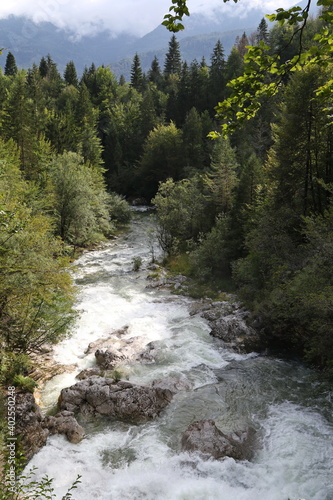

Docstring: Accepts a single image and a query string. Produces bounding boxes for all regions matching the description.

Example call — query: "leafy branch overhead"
[163,0,333,135]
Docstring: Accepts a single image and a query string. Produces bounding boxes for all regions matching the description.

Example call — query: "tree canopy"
[164,0,333,135]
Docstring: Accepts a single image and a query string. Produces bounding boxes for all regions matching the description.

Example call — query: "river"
[27,209,333,500]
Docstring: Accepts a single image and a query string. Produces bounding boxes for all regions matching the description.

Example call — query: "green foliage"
[166,253,192,276]
[268,64,333,216]
[212,3,333,135]
[108,368,127,382]
[162,0,190,32]
[190,215,231,281]
[152,177,210,255]
[164,35,182,76]
[0,463,82,500]
[204,136,239,215]
[138,122,184,200]
[108,193,132,225]
[231,64,333,372]
[234,204,333,376]
[50,152,113,246]
[0,352,31,385]
[4,52,18,77]
[182,107,205,172]
[64,60,78,87]
[132,256,142,271]
[0,145,76,354]
[12,375,38,393]
[130,53,144,91]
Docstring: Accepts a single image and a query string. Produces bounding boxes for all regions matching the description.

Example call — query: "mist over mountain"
[0,15,138,73]
[0,1,315,79]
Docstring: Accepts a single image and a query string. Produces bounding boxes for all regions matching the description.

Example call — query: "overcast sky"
[0,0,299,37]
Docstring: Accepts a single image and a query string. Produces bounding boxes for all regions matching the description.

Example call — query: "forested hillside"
[0,3,332,393]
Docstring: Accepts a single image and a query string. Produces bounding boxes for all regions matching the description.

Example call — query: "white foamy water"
[26,212,333,500]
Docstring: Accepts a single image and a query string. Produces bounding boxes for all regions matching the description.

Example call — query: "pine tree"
[139,89,158,138]
[209,40,226,107]
[148,56,162,87]
[40,55,64,98]
[2,71,35,173]
[268,65,333,216]
[188,59,200,108]
[130,53,143,91]
[182,107,204,172]
[64,60,78,87]
[256,18,269,44]
[75,82,95,128]
[173,61,189,124]
[81,63,97,95]
[26,64,48,136]
[164,35,182,77]
[39,56,48,78]
[225,46,244,82]
[206,136,239,215]
[4,52,18,76]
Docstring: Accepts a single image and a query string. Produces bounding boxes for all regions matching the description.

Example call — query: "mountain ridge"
[0,2,315,79]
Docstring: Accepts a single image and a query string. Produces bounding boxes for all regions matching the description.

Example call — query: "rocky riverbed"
[16,284,262,464]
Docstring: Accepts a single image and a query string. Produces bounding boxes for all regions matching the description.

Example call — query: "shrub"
[108,192,132,224]
[13,375,38,393]
[132,256,142,271]
[0,352,31,385]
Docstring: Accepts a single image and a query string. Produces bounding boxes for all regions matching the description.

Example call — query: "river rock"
[59,376,174,421]
[146,271,192,292]
[85,326,129,354]
[181,420,252,460]
[190,299,262,353]
[95,349,125,370]
[208,315,253,343]
[43,411,85,444]
[85,327,157,369]
[138,341,159,362]
[14,392,49,462]
[76,367,103,380]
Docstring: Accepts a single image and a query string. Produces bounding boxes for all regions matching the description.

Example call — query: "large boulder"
[181,420,255,461]
[59,376,174,422]
[191,299,263,353]
[207,316,253,343]
[43,411,85,444]
[12,392,86,463]
[84,326,157,370]
[84,326,129,354]
[14,392,49,462]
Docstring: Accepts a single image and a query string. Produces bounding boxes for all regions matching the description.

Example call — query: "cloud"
[0,0,300,37]
[189,0,297,18]
[0,0,171,37]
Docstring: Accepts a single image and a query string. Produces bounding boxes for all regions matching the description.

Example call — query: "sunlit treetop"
[163,0,333,136]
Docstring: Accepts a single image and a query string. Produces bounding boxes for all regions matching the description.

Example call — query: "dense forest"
[0,4,333,404]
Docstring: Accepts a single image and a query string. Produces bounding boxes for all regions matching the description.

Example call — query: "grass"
[165,253,192,276]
